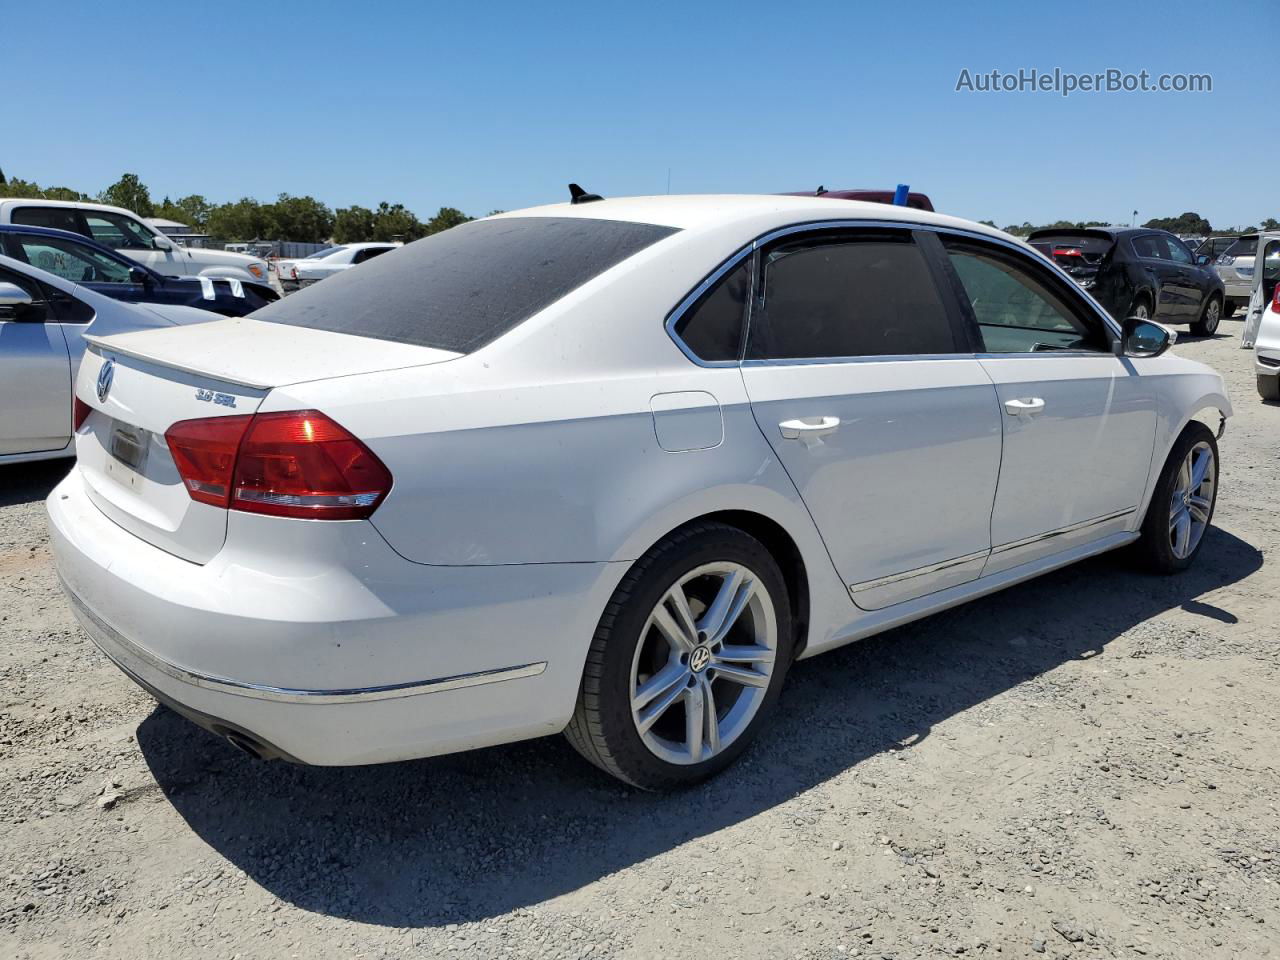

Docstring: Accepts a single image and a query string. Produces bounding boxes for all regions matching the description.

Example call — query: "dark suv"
[1029,227,1226,336]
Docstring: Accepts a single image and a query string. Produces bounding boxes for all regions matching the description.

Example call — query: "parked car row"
[43,194,1232,789]
[0,199,270,285]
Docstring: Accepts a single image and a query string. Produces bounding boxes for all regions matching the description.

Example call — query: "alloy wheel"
[629,562,777,765]
[1169,441,1215,559]
[1203,299,1220,333]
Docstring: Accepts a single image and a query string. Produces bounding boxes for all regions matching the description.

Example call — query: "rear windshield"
[253,217,679,353]
[1028,233,1115,256]
[1223,236,1258,258]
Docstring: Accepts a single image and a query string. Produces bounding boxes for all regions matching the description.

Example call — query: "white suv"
[0,199,269,285]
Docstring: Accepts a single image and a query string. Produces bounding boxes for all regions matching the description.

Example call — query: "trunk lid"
[75,319,460,563]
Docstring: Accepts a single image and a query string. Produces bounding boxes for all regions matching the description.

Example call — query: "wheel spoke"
[685,686,705,762]
[651,599,696,653]
[1172,510,1192,557]
[699,569,755,644]
[713,662,770,689]
[1190,449,1212,490]
[715,644,775,665]
[666,585,700,648]
[1188,495,1211,524]
[1168,505,1186,535]
[633,659,689,713]
[635,670,689,734]
[701,678,720,755]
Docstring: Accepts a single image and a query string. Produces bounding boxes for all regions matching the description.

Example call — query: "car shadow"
[136,527,1263,928]
[0,459,71,508]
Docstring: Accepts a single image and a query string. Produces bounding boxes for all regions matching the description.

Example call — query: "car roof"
[491,193,1011,244]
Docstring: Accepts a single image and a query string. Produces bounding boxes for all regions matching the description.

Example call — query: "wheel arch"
[1137,392,1230,525]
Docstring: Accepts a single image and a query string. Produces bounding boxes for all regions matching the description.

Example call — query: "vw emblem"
[689,645,712,674]
[96,360,115,403]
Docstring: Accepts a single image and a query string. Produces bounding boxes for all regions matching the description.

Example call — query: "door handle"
[779,416,840,445]
[1003,397,1046,417]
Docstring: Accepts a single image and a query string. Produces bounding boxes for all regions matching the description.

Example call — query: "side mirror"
[128,266,150,284]
[0,281,33,308]
[1118,316,1175,358]
[1196,254,1211,266]
[0,281,46,322]
[151,235,173,251]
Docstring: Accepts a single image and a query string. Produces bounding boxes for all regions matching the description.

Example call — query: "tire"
[1259,373,1280,402]
[1133,423,1218,574]
[564,522,793,790]
[1127,295,1153,321]
[1190,296,1222,337]
[1224,299,1241,318]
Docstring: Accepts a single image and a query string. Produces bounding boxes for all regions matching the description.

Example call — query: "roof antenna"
[569,183,604,205]
[815,185,827,196]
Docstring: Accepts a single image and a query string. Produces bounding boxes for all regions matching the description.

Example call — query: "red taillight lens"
[165,409,391,520]
[231,410,392,520]
[73,397,92,431]
[165,415,254,507]
[1272,284,1280,313]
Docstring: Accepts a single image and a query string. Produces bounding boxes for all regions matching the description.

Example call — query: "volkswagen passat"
[48,196,1231,789]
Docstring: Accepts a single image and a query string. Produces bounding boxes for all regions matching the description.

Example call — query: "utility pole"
[1132,210,1138,227]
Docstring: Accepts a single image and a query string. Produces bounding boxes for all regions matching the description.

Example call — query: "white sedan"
[276,242,401,289]
[48,195,1231,789]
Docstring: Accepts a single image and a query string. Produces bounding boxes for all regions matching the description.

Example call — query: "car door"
[738,228,1004,609]
[0,265,73,456]
[1160,235,1207,315]
[1130,233,1187,320]
[938,234,1157,575]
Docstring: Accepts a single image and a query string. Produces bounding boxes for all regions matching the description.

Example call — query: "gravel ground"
[2,322,1277,960]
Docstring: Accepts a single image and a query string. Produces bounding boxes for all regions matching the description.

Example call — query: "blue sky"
[6,0,1276,228]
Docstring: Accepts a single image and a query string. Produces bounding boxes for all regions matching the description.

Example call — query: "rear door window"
[10,206,86,235]
[1131,235,1168,260]
[670,258,751,362]
[253,217,679,353]
[746,233,959,360]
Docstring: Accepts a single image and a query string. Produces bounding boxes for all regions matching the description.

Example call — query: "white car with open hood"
[48,195,1232,789]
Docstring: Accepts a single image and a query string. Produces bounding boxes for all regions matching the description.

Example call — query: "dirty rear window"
[252,217,679,353]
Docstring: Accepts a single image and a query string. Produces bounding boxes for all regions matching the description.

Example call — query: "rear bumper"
[1221,279,1252,299]
[47,469,622,765]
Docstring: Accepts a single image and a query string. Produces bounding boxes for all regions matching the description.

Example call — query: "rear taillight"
[73,397,92,431]
[164,410,391,520]
[1272,284,1280,313]
[1055,246,1083,259]
[165,415,254,507]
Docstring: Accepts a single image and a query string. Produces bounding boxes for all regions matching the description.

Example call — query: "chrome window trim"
[664,218,1121,369]
[65,580,547,705]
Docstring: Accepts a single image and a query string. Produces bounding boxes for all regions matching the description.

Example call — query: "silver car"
[1215,234,1257,316]
[0,254,213,465]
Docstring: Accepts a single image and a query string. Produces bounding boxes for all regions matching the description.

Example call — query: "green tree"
[98,173,154,216]
[1142,212,1211,235]
[424,206,471,235]
[269,193,334,243]
[0,176,88,201]
[333,205,376,243]
[1261,217,1280,232]
[152,194,214,231]
[206,197,273,241]
[371,202,425,242]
